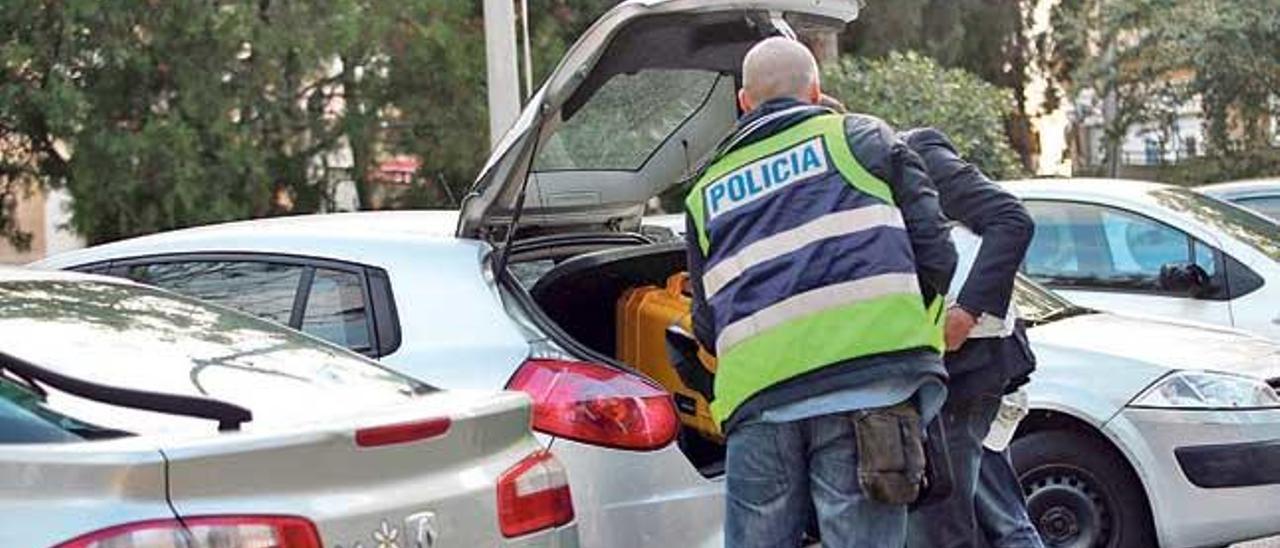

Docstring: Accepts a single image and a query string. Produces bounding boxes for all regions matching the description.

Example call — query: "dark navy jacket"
[685,99,957,431]
[902,128,1037,398]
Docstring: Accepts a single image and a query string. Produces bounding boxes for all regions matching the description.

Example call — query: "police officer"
[684,37,956,547]
[901,128,1041,548]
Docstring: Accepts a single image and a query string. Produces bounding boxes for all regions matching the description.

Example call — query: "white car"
[1007,178,1280,341]
[1199,179,1280,220]
[0,268,577,548]
[36,209,1280,547]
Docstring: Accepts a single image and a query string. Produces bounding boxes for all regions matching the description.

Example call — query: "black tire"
[1011,430,1156,548]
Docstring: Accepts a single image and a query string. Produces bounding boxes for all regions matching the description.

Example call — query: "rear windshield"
[532,69,723,172]
[0,280,431,437]
[0,378,97,443]
[1150,187,1280,262]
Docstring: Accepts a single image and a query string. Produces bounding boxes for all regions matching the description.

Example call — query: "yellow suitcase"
[617,274,722,441]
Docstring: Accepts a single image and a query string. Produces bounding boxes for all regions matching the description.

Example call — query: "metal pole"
[520,0,533,100]
[483,0,521,149]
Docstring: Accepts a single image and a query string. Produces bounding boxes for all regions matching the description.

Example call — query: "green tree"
[843,0,1035,168]
[0,1,354,245]
[823,51,1024,179]
[1041,0,1280,179]
[0,1,542,243]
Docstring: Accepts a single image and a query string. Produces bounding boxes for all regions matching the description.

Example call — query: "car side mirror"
[1158,262,1211,297]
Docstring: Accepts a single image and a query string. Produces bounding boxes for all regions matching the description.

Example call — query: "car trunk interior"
[502,237,726,475]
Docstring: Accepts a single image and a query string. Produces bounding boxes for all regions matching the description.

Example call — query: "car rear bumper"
[507,524,580,547]
[550,438,724,548]
[1106,407,1280,548]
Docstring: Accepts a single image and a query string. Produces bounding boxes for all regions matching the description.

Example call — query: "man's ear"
[737,88,755,113]
[806,81,822,105]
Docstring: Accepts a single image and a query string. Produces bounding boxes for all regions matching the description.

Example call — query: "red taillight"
[507,358,679,451]
[497,450,574,537]
[55,515,321,548]
[355,416,452,447]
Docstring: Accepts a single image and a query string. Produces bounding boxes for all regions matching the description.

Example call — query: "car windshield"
[1149,187,1280,262]
[0,279,432,437]
[1013,274,1090,325]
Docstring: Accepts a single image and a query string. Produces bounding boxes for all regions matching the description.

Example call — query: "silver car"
[0,268,577,548]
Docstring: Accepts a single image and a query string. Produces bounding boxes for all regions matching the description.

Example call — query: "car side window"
[1235,196,1280,220]
[117,258,393,356]
[302,268,372,351]
[1023,201,1212,292]
[1097,207,1195,277]
[125,261,303,325]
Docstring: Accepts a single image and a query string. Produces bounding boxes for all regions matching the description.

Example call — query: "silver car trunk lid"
[0,440,173,547]
[162,390,548,547]
[458,0,860,241]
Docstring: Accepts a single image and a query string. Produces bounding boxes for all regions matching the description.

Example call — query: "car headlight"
[1131,371,1280,410]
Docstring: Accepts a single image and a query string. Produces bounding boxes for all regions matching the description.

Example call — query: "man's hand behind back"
[945,306,977,351]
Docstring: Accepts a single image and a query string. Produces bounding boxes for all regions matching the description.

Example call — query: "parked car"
[642,218,1280,547]
[1005,178,1280,341]
[0,268,577,548]
[37,207,1280,547]
[1199,178,1280,220]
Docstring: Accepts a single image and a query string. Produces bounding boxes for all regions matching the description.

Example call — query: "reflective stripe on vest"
[702,204,906,299]
[685,113,944,426]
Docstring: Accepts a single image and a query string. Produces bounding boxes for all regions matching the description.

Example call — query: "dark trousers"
[976,448,1044,547]
[907,394,1001,548]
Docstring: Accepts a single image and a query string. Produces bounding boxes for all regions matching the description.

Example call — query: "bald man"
[683,38,956,547]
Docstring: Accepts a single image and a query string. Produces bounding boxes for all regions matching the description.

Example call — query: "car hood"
[1032,312,1280,381]
[457,0,861,240]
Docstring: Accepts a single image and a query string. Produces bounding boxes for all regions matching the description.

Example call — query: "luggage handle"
[664,324,715,402]
[667,273,691,297]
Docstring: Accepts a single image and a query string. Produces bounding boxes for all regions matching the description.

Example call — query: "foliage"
[842,0,1035,166]
[0,0,1046,246]
[823,52,1025,179]
[1040,0,1280,172]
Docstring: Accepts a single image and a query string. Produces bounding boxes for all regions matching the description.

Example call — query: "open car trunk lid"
[457,0,861,241]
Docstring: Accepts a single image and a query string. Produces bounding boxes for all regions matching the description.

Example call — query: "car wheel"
[1011,430,1155,548]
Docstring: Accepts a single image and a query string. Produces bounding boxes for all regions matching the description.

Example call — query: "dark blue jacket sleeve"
[844,115,957,303]
[902,128,1034,318]
[686,214,718,355]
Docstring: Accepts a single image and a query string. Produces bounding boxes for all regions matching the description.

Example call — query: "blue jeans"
[976,449,1044,548]
[725,412,907,548]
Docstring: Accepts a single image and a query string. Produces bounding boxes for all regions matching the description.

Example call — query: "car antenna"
[0,351,253,432]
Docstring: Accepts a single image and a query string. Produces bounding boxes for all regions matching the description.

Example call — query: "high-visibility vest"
[686,113,944,426]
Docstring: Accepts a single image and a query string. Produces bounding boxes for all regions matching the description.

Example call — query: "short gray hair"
[741,37,819,104]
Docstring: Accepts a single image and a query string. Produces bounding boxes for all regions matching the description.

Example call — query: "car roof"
[1198,178,1280,197]
[35,210,465,269]
[0,265,131,284]
[1002,177,1173,200]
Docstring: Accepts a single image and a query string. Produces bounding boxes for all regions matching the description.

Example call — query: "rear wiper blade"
[0,351,252,432]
